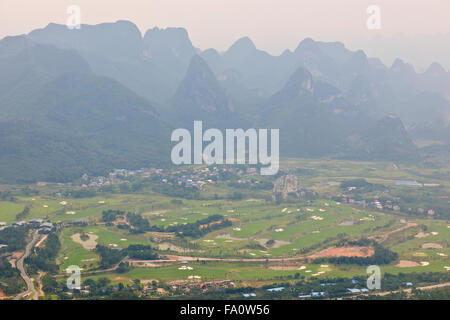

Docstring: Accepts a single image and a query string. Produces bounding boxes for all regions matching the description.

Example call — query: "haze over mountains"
[0,20,449,183]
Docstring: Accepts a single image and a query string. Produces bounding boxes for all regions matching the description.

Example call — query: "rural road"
[14,231,41,300]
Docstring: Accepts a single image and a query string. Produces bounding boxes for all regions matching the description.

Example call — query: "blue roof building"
[243,293,256,297]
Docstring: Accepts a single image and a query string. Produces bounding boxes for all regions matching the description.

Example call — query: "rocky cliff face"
[273,174,307,200]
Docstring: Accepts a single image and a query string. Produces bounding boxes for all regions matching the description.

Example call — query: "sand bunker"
[415,232,430,238]
[178,265,193,270]
[421,243,443,249]
[216,233,246,241]
[256,238,290,248]
[71,233,98,250]
[396,260,423,268]
[339,220,354,226]
[396,260,420,268]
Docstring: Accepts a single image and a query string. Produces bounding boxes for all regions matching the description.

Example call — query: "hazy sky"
[1,0,450,67]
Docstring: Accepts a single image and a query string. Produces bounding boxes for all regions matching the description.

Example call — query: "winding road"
[14,231,41,300]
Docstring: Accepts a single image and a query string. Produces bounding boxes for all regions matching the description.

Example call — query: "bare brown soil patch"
[396,260,421,267]
[71,233,98,250]
[113,277,131,282]
[309,246,374,259]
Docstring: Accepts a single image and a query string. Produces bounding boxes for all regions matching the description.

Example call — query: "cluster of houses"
[80,168,161,188]
[345,280,369,295]
[340,196,437,216]
[163,279,236,295]
[347,288,369,294]
[11,219,54,234]
[75,165,257,191]
[65,282,141,297]
[340,197,401,212]
[298,291,326,298]
[160,166,252,190]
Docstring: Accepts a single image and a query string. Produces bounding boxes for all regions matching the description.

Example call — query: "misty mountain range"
[0,20,449,183]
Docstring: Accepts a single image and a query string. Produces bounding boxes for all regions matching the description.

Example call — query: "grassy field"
[0,201,25,223]
[1,158,449,286]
